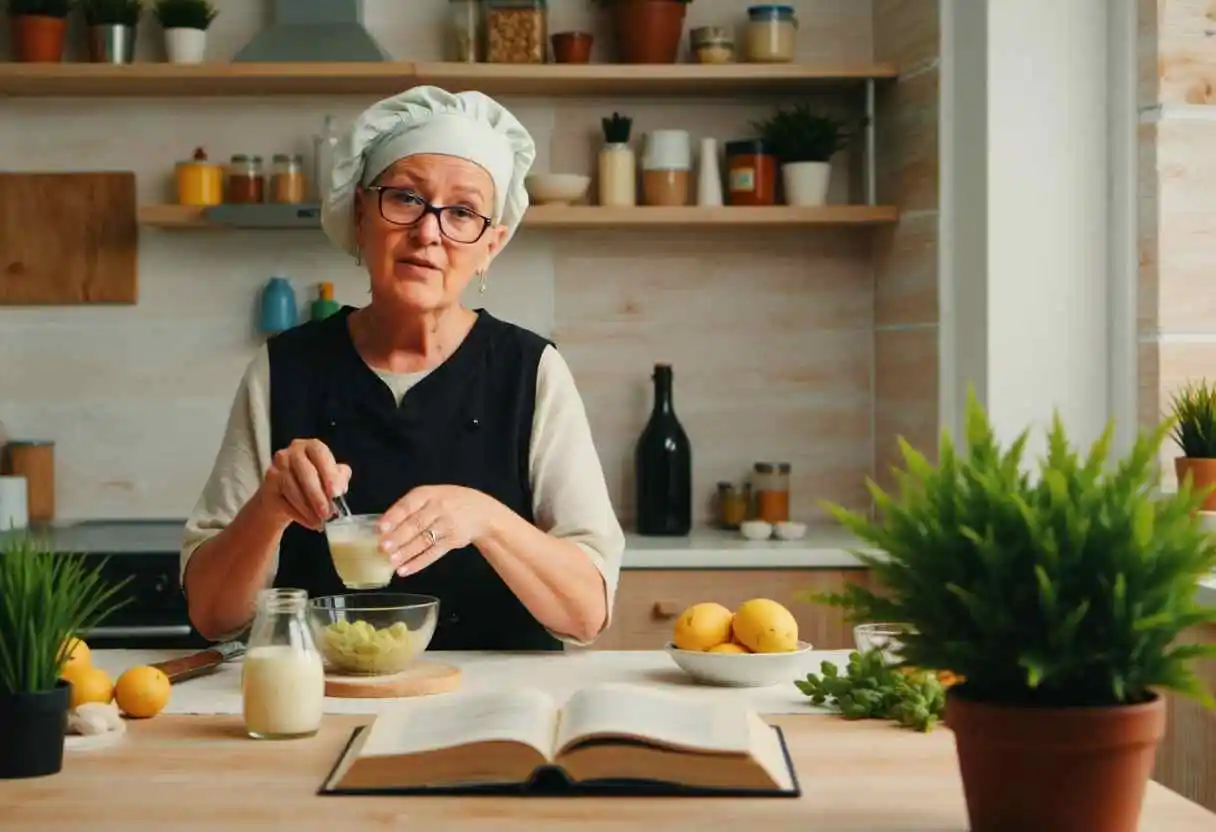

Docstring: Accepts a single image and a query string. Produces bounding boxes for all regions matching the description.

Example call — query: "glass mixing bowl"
[308,593,439,676]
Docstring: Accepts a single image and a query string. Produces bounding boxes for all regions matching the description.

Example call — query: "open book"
[319,683,800,797]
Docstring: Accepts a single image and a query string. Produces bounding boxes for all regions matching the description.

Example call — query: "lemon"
[60,637,91,673]
[672,602,735,651]
[61,664,114,708]
[731,598,799,653]
[114,665,171,719]
[707,641,750,654]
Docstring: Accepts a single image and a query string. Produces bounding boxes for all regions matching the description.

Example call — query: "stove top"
[1,518,188,554]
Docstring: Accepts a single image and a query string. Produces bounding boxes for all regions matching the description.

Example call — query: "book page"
[360,687,559,761]
[554,683,753,757]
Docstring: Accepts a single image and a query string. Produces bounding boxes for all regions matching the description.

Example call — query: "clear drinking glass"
[325,513,395,590]
[242,588,325,740]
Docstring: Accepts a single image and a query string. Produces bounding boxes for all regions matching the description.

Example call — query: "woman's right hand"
[256,438,352,532]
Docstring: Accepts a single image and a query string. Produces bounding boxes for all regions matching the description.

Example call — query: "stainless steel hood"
[233,0,390,63]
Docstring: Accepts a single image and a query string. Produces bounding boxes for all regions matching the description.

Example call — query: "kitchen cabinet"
[1153,622,1216,812]
[585,568,870,651]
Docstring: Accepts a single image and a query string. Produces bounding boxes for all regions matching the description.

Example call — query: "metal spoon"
[332,492,353,519]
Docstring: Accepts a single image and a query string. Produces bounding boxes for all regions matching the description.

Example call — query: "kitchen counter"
[5,650,1213,830]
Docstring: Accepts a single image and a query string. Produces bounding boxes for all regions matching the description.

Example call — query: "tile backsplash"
[0,0,946,527]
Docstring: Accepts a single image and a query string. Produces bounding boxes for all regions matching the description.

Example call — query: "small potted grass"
[152,0,215,64]
[1169,378,1216,510]
[0,531,130,780]
[6,0,74,62]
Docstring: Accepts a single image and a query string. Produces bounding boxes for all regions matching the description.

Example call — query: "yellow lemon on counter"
[61,664,114,709]
[707,641,750,654]
[672,602,735,651]
[114,665,171,719]
[731,598,799,653]
[60,636,91,672]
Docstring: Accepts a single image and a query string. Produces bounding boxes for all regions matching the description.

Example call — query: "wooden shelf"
[138,203,899,230]
[0,61,899,98]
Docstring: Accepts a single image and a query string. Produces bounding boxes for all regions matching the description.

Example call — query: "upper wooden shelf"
[139,203,899,230]
[0,61,899,98]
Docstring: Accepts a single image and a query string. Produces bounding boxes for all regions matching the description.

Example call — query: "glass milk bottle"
[242,588,325,740]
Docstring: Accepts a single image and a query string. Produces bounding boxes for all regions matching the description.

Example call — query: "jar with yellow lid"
[175,147,223,207]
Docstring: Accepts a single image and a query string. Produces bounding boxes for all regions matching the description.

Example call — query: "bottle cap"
[319,281,334,300]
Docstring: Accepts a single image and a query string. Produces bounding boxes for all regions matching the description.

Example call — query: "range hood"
[233,0,390,63]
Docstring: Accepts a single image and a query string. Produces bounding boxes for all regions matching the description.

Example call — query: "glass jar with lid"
[689,26,735,64]
[448,0,484,62]
[242,588,325,740]
[744,4,798,63]
[227,154,264,204]
[752,461,791,523]
[485,0,547,64]
[270,153,307,204]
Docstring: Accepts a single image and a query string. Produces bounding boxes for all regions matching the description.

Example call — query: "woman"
[181,86,625,651]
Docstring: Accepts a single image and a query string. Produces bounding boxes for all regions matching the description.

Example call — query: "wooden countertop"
[3,714,1212,830]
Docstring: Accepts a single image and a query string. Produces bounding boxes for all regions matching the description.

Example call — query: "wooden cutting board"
[0,171,138,305]
[324,660,462,699]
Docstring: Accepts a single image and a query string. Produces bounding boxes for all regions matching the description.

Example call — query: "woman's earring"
[478,269,488,294]
[355,248,363,266]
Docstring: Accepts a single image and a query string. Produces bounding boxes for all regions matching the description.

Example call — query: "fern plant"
[80,0,141,26]
[6,0,74,16]
[0,532,132,695]
[806,389,1216,709]
[752,103,853,164]
[152,0,214,30]
[1169,379,1216,459]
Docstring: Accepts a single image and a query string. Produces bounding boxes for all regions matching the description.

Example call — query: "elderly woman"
[181,86,625,651]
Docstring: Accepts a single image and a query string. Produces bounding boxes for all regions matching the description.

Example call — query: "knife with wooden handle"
[149,641,245,683]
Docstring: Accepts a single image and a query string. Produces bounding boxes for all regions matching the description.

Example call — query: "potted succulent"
[152,0,214,65]
[1169,379,1216,510]
[752,103,851,206]
[593,0,692,64]
[5,0,73,62]
[0,531,130,779]
[811,391,1216,832]
[80,0,142,64]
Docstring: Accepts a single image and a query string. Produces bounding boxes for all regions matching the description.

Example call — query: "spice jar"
[641,129,691,207]
[725,139,778,206]
[486,0,547,64]
[448,0,483,62]
[270,153,307,205]
[242,588,325,740]
[227,154,264,204]
[690,26,735,64]
[745,4,798,63]
[752,461,791,523]
[716,481,747,529]
[175,147,223,206]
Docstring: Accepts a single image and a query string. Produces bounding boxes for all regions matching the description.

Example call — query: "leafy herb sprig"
[0,531,132,695]
[795,650,947,732]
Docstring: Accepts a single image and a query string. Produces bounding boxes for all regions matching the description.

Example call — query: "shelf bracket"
[864,78,877,207]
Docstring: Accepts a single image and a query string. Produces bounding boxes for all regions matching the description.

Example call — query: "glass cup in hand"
[325,513,394,590]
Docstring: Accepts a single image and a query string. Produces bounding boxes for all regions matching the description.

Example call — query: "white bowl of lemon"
[664,598,812,687]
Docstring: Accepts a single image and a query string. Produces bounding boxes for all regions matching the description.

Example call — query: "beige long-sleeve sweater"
[180,342,625,646]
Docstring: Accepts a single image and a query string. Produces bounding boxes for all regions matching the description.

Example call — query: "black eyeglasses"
[365,186,493,244]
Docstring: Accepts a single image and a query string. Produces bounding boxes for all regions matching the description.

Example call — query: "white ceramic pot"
[781,161,831,206]
[165,27,206,64]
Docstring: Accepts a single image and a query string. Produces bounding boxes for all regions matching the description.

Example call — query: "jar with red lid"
[725,139,778,206]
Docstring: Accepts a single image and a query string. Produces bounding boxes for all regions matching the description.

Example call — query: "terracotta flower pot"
[9,14,68,63]
[611,0,688,64]
[945,687,1166,832]
[1175,456,1216,510]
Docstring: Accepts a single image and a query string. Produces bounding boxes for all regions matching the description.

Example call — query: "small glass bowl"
[324,513,394,590]
[853,622,912,664]
[308,593,440,676]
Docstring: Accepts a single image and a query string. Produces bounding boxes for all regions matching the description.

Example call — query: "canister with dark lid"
[725,138,778,205]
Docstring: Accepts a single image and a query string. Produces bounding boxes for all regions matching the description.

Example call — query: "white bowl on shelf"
[664,640,814,687]
[524,173,591,205]
[774,520,807,540]
[739,519,773,540]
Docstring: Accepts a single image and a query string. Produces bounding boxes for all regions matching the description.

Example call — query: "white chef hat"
[321,85,536,259]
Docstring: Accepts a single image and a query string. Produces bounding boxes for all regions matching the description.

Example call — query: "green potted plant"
[0,531,130,780]
[152,0,214,64]
[80,0,142,64]
[752,103,852,206]
[811,391,1216,832]
[592,0,693,64]
[5,0,74,62]
[1168,379,1216,510]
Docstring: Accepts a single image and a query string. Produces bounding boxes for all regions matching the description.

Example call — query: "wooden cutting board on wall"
[0,171,138,305]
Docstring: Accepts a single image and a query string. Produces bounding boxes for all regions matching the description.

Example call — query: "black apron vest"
[266,306,562,652]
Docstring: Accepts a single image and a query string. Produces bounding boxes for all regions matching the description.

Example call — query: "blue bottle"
[259,277,298,335]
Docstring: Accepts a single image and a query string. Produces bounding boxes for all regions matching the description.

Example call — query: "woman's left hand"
[377,485,502,576]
